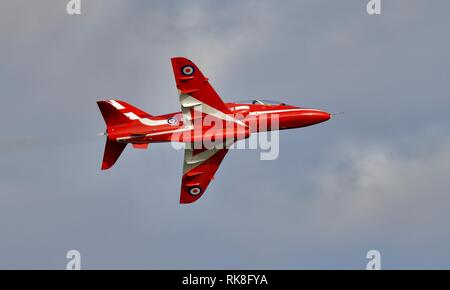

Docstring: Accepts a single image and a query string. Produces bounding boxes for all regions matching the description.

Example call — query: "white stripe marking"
[124,112,140,120]
[230,106,250,111]
[109,100,125,110]
[123,112,169,126]
[145,127,193,137]
[249,108,321,116]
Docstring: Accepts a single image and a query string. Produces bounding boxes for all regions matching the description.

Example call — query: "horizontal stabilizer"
[101,139,127,170]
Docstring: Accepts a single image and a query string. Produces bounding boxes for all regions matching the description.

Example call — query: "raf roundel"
[188,187,202,196]
[181,65,195,76]
[167,117,177,125]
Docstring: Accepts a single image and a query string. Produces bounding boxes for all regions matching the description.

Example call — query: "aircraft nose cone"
[306,110,331,123]
[296,109,331,127]
[317,111,331,122]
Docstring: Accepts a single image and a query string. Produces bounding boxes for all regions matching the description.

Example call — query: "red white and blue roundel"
[188,186,202,196]
[181,65,195,76]
[167,117,177,125]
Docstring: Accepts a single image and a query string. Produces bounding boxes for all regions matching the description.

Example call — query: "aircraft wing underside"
[180,141,233,204]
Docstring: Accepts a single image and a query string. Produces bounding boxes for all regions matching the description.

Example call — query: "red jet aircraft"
[97,57,331,204]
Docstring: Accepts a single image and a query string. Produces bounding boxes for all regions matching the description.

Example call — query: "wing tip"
[171,56,190,62]
[179,186,204,204]
[171,57,196,70]
[101,161,111,170]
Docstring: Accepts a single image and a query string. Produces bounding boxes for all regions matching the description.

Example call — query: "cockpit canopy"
[236,99,286,106]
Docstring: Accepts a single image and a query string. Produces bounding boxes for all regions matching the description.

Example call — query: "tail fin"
[97,100,154,170]
[97,100,153,127]
[96,100,132,170]
[97,100,130,127]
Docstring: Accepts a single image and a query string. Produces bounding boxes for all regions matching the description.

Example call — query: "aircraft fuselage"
[107,102,330,144]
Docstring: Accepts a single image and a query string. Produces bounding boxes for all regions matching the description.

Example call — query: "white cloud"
[171,1,277,78]
[308,137,450,241]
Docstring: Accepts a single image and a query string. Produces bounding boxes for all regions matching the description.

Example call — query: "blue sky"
[0,0,450,269]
